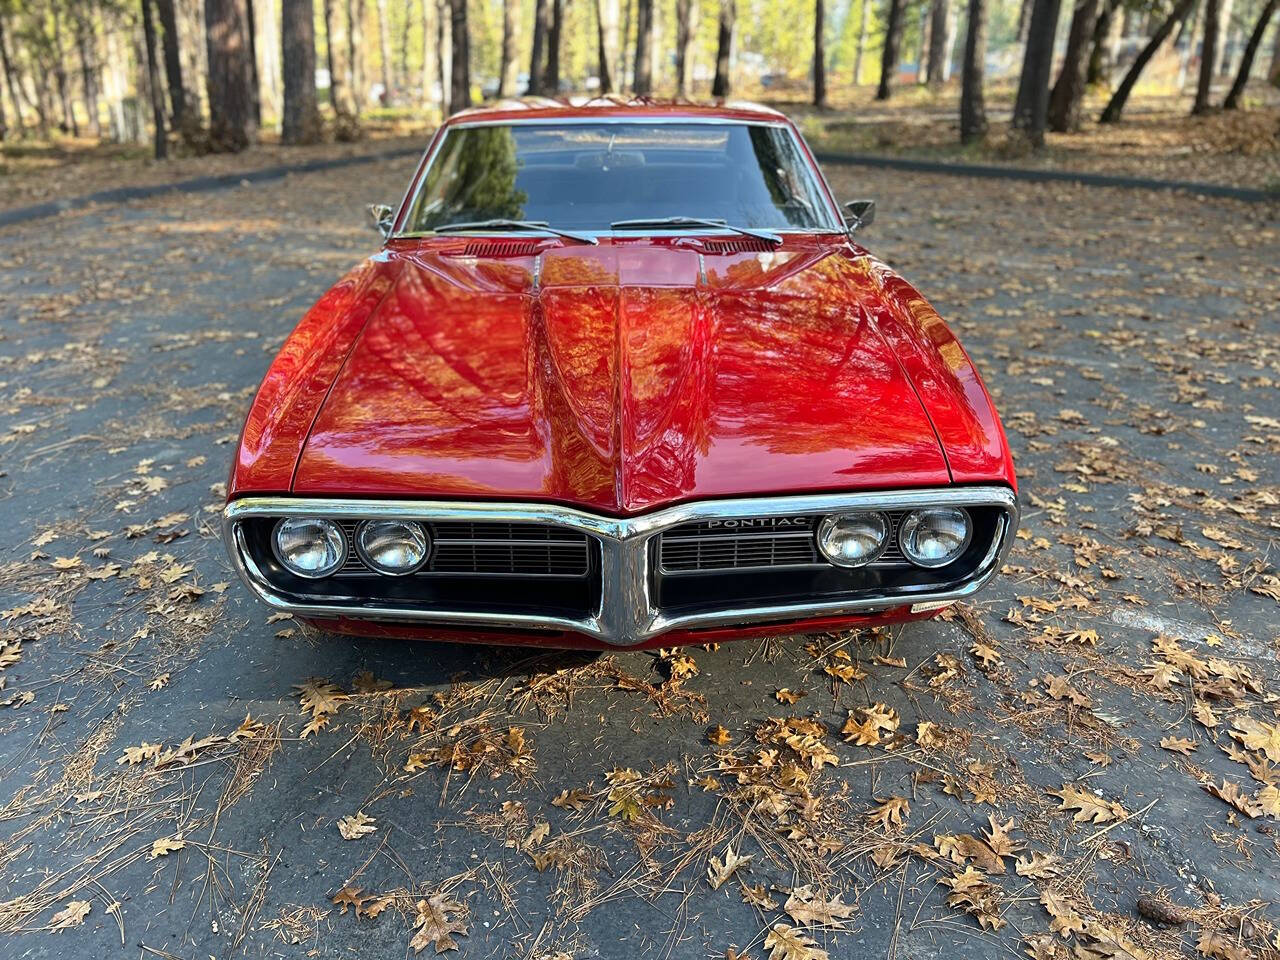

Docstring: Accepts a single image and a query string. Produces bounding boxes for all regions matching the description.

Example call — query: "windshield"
[399,121,839,234]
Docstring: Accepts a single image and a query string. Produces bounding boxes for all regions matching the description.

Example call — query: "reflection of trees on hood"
[452,128,528,220]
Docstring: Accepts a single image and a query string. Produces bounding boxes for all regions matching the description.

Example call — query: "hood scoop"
[449,240,543,258]
[700,237,778,254]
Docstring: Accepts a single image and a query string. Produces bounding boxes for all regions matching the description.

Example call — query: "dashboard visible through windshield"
[398,121,839,235]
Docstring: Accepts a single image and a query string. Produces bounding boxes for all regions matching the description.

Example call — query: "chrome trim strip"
[223,487,1018,647]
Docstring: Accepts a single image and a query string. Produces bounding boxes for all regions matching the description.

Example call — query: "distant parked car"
[224,98,1018,650]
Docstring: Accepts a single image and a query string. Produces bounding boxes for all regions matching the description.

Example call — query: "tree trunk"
[245,0,262,124]
[436,0,450,110]
[1017,0,1032,40]
[927,0,950,85]
[1100,0,1195,121]
[141,0,168,157]
[812,0,827,105]
[1213,0,1233,75]
[348,0,366,108]
[282,0,320,141]
[449,0,469,111]
[853,0,868,82]
[498,0,517,96]
[420,0,434,102]
[916,2,931,83]
[153,0,187,130]
[398,0,413,90]
[877,0,907,99]
[375,0,391,99]
[1085,0,1119,85]
[1047,0,1099,131]
[0,19,26,136]
[528,0,549,93]
[633,0,653,93]
[594,0,614,93]
[1193,0,1220,111]
[712,0,734,96]
[205,0,257,150]
[1011,0,1063,145]
[675,0,694,96]
[1223,0,1276,106]
[259,0,283,122]
[74,14,102,137]
[547,0,563,92]
[960,0,988,141]
[52,10,78,135]
[323,0,353,114]
[1270,10,1280,84]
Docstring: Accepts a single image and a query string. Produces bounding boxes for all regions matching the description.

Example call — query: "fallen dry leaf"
[337,811,377,840]
[707,844,753,889]
[149,835,185,858]
[783,885,856,927]
[409,892,468,953]
[49,900,91,931]
[763,922,828,960]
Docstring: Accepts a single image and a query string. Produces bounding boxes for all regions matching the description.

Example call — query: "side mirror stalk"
[368,203,395,239]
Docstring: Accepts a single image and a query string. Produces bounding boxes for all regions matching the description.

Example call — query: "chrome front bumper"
[223,486,1018,647]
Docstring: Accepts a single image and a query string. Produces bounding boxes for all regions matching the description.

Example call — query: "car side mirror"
[844,199,876,234]
[367,203,394,239]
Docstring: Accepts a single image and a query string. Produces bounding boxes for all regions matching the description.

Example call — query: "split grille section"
[337,520,591,578]
[658,512,909,573]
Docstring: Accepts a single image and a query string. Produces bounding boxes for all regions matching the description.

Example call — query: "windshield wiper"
[609,217,782,245]
[432,219,597,245]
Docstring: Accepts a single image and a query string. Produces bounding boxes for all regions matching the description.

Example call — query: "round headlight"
[816,512,890,567]
[356,519,429,575]
[899,508,972,568]
[273,517,347,578]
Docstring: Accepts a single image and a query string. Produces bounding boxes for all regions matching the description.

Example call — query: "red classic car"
[223,98,1018,650]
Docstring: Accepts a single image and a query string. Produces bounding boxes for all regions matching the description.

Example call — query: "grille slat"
[659,512,908,573]
[338,520,590,577]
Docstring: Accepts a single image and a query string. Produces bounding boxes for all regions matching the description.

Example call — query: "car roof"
[444,96,791,127]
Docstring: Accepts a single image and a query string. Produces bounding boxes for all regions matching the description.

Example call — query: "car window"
[400,122,838,233]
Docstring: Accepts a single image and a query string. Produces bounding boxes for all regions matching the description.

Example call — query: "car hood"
[291,239,953,514]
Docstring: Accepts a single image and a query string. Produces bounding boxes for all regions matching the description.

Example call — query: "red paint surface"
[229,231,1016,509]
[301,604,937,651]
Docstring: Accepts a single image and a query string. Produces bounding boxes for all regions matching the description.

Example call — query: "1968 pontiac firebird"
[223,98,1019,650]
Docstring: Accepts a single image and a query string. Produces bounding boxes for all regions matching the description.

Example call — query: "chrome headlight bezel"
[272,517,348,579]
[355,519,431,576]
[815,511,891,568]
[899,507,973,568]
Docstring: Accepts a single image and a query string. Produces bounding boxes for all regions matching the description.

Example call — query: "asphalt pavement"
[0,152,1277,960]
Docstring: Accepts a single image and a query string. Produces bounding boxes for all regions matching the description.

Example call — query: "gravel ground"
[0,152,1277,960]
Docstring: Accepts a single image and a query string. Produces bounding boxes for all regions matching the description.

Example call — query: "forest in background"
[0,0,1276,162]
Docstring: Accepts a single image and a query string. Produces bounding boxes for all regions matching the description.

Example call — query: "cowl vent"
[454,240,541,258]
[700,238,777,254]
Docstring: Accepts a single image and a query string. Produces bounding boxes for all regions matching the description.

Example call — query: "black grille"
[339,521,590,577]
[458,240,541,258]
[700,237,777,254]
[658,513,908,573]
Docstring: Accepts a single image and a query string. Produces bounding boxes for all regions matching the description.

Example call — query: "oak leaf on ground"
[763,923,828,960]
[707,844,753,889]
[409,893,468,953]
[337,811,377,840]
[783,885,856,927]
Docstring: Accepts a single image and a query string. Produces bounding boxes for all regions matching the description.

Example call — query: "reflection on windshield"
[401,122,835,234]
[414,127,528,225]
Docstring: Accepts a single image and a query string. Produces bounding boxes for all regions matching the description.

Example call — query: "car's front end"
[223,101,1018,649]
[224,486,1017,649]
